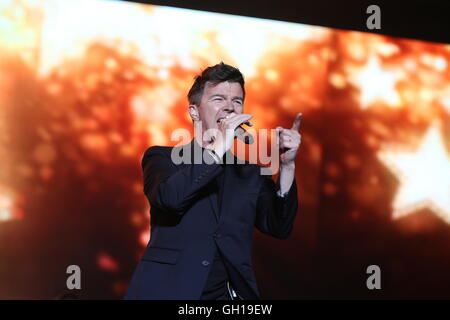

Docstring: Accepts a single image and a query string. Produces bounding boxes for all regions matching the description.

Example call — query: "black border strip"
[124,0,450,44]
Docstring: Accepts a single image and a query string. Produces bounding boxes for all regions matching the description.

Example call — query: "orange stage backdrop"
[0,0,449,299]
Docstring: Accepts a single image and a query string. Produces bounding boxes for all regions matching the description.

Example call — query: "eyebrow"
[209,94,244,101]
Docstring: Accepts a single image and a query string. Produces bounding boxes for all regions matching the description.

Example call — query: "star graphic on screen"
[378,123,450,224]
[351,55,401,109]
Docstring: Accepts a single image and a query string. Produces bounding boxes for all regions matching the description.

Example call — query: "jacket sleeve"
[254,175,299,239]
[142,146,224,215]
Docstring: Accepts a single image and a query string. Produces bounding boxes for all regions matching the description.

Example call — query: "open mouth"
[216,115,228,123]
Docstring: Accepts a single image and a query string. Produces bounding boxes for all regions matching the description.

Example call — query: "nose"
[222,99,235,114]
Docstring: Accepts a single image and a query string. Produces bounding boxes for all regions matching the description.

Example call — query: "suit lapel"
[176,139,220,222]
[208,189,220,222]
[176,140,243,223]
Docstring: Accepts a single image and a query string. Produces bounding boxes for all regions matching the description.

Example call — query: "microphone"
[235,124,254,144]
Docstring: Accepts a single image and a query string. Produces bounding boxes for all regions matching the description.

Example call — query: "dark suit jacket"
[124,139,298,299]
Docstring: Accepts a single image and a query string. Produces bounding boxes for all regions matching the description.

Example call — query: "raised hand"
[276,113,302,166]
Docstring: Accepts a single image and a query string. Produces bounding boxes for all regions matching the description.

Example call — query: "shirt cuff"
[276,189,289,198]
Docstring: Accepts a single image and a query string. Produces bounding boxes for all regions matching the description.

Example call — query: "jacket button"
[213,233,221,239]
[201,260,210,266]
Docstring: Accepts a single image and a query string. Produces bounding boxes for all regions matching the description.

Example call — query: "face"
[189,81,244,140]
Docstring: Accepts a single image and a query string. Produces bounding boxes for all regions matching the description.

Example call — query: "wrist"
[281,161,295,171]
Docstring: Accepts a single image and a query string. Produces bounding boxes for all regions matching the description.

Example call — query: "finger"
[279,128,298,136]
[228,113,253,122]
[230,114,253,126]
[280,131,293,138]
[280,138,297,149]
[280,141,298,150]
[279,140,292,150]
[224,114,252,125]
[291,113,302,131]
[280,134,292,144]
[280,132,297,142]
[281,134,301,144]
[227,116,253,131]
[224,113,251,120]
[280,133,300,144]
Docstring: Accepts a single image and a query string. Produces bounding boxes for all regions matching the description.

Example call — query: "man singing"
[125,62,302,300]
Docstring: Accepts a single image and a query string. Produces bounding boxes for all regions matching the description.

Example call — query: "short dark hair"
[187,62,245,106]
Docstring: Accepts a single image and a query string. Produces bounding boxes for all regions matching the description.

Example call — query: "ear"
[188,105,200,121]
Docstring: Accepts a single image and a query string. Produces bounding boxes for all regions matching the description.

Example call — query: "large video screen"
[0,0,449,299]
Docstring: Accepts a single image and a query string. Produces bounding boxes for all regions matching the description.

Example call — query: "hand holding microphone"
[206,113,253,159]
[234,122,254,144]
